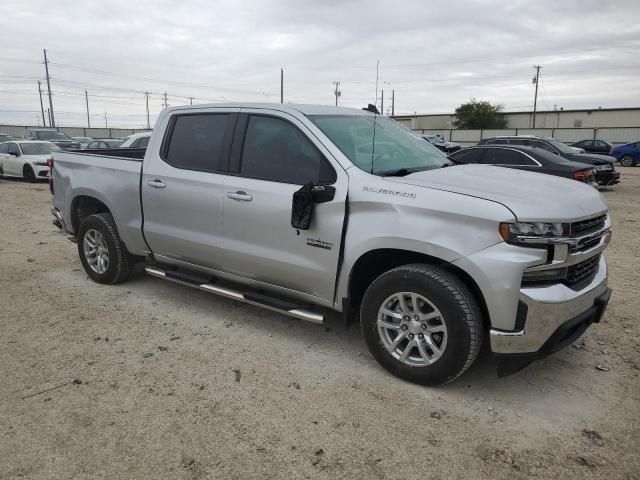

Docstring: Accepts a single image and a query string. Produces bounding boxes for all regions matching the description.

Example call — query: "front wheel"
[361,264,483,385]
[77,213,136,284]
[620,155,635,167]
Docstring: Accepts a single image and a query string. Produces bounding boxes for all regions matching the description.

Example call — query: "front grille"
[570,214,606,236]
[565,254,600,290]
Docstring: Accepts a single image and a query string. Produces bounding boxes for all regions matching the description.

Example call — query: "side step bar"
[145,266,324,325]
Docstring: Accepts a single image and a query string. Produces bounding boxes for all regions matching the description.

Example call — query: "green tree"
[453,99,508,129]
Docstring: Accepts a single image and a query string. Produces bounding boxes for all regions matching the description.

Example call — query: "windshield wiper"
[378,167,419,177]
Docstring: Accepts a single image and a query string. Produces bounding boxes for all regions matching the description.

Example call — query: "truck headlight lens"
[499,222,567,243]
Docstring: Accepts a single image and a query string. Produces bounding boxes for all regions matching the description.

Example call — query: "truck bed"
[51,148,149,255]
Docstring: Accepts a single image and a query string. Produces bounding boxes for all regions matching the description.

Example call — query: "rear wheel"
[361,264,483,385]
[620,155,635,167]
[77,213,136,284]
[23,165,36,182]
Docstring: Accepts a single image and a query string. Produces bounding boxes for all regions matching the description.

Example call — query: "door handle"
[226,191,253,201]
[147,179,166,189]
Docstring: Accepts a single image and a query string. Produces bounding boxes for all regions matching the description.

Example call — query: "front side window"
[8,143,20,155]
[450,148,482,164]
[163,114,231,172]
[484,148,532,165]
[310,115,447,175]
[240,115,336,184]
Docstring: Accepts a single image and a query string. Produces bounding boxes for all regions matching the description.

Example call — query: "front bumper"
[490,255,610,375]
[595,170,620,186]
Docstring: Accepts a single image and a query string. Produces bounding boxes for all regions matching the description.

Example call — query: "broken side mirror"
[291,183,335,230]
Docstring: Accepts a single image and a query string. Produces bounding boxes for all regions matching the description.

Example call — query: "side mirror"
[291,184,336,230]
[10,151,19,157]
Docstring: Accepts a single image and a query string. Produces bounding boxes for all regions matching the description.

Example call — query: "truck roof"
[162,103,374,117]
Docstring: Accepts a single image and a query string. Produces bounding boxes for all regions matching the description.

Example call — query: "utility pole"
[163,92,169,108]
[189,96,193,105]
[532,65,542,128]
[375,60,379,110]
[280,68,284,103]
[85,90,91,128]
[104,111,108,129]
[43,49,55,127]
[37,80,46,127]
[145,92,150,129]
[381,90,384,116]
[391,89,395,116]
[333,81,341,106]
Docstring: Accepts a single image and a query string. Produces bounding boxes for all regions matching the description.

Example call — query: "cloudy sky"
[1,0,639,128]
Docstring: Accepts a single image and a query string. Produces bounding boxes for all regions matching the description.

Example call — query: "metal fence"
[410,127,640,147]
[0,124,150,139]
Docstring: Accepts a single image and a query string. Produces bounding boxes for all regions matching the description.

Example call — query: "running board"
[144,266,324,325]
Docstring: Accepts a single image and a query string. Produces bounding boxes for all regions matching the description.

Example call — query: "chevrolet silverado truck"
[50,103,612,385]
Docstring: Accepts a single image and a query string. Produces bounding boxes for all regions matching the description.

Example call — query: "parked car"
[449,145,596,184]
[478,135,620,186]
[51,103,611,385]
[0,140,58,181]
[570,139,614,155]
[23,129,80,150]
[421,134,461,153]
[609,141,640,167]
[120,132,151,148]
[86,139,124,149]
[72,136,94,149]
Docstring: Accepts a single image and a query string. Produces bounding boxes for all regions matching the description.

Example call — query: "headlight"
[499,222,568,244]
[33,160,48,166]
[595,165,611,171]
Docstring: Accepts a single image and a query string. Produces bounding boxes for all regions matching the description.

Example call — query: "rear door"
[220,110,347,302]
[141,109,238,269]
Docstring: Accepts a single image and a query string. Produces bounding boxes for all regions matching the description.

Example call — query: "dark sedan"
[571,139,614,155]
[478,136,619,186]
[449,145,596,185]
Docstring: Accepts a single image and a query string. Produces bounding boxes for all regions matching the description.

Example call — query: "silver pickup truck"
[50,103,612,385]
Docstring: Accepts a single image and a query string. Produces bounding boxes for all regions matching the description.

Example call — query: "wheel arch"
[70,194,112,233]
[344,248,490,329]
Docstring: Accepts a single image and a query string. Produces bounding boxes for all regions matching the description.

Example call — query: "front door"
[141,110,237,270]
[221,112,346,302]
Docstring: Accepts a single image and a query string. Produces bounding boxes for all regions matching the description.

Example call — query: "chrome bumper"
[490,255,608,354]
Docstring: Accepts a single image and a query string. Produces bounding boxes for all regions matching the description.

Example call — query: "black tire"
[620,155,634,167]
[77,213,136,284]
[360,264,483,386]
[23,165,36,182]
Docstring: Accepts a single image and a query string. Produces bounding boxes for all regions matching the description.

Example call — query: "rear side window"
[163,114,232,172]
[0,143,8,154]
[484,148,531,165]
[240,115,336,185]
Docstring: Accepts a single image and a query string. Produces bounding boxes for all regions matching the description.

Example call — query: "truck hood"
[385,164,607,222]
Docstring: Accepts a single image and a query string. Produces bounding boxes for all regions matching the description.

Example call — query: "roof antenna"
[363,104,380,114]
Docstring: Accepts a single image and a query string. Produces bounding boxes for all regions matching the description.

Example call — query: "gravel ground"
[1,169,639,480]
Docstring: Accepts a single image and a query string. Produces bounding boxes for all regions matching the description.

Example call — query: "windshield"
[544,137,574,154]
[309,115,448,175]
[426,135,445,145]
[36,131,69,140]
[20,143,53,155]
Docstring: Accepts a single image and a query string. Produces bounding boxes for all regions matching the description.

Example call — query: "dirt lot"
[1,169,639,480]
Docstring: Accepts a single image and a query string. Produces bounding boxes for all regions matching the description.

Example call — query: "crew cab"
[50,104,612,385]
